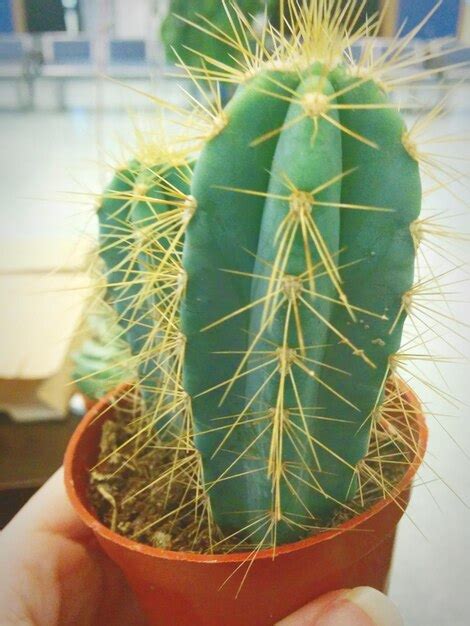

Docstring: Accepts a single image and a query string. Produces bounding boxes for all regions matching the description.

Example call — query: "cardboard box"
[0,237,93,421]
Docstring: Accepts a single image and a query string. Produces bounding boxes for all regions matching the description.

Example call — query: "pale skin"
[0,469,401,626]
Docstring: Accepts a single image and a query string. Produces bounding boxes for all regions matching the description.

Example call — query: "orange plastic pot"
[64,387,427,626]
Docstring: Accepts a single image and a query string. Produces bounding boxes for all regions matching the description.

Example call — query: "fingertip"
[275,590,348,625]
[2,467,89,540]
[276,587,403,626]
[344,586,404,626]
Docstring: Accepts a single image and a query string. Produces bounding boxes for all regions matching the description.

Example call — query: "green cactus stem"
[97,152,194,433]
[129,160,193,431]
[181,65,420,542]
[98,160,150,357]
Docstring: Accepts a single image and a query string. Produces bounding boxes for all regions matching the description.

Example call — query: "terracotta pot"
[64,386,427,626]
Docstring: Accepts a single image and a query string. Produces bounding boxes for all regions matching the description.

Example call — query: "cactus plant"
[96,0,434,548]
[97,153,192,431]
[161,0,263,69]
[72,303,136,402]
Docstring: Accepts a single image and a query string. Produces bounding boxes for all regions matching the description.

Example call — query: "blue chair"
[0,39,24,64]
[107,39,150,79]
[0,37,32,110]
[51,40,91,65]
[424,42,470,80]
[390,0,462,40]
[109,40,146,66]
[40,38,93,110]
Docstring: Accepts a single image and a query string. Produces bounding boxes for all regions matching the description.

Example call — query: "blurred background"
[0,1,469,624]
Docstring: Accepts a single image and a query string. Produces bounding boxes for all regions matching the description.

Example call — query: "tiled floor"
[1,81,469,625]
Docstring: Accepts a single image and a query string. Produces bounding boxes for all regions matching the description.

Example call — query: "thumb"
[276,587,403,626]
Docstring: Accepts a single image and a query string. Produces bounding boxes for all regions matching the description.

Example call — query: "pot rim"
[64,383,427,564]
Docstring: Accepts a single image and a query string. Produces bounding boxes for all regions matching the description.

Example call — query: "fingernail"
[345,587,404,626]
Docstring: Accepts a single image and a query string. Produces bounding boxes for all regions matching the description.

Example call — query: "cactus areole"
[97,2,423,547]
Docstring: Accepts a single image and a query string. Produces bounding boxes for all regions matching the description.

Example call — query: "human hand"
[0,467,403,626]
[277,587,403,625]
[0,468,147,626]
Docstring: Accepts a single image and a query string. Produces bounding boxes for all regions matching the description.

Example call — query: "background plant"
[161,0,262,69]
[72,301,136,402]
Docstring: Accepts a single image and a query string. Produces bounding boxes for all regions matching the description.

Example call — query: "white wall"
[112,0,158,38]
[80,0,167,39]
